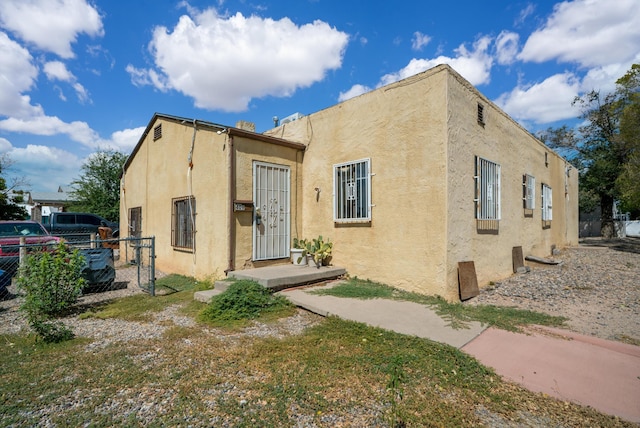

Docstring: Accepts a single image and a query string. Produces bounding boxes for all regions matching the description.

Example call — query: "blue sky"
[0,0,639,192]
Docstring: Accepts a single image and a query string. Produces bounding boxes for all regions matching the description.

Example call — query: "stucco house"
[121,64,578,300]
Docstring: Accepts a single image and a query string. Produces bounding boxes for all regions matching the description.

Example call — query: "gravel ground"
[1,237,638,343]
[1,238,638,426]
[464,237,640,344]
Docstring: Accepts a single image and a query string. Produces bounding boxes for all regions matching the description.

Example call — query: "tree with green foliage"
[615,65,640,216]
[70,149,127,222]
[541,64,640,237]
[0,154,28,220]
[17,242,86,343]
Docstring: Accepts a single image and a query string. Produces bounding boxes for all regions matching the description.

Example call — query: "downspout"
[226,134,236,275]
[187,120,197,271]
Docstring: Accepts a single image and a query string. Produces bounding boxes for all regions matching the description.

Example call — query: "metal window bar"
[523,174,535,209]
[333,159,370,221]
[475,157,501,220]
[172,197,195,249]
[129,207,142,238]
[542,184,552,221]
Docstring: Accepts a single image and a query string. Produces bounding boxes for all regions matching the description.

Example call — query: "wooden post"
[512,246,525,273]
[19,236,26,268]
[90,232,97,249]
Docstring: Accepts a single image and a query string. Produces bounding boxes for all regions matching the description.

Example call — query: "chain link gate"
[118,236,156,296]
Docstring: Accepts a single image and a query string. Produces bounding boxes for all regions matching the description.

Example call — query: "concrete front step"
[193,264,347,303]
[193,288,223,303]
[229,264,346,291]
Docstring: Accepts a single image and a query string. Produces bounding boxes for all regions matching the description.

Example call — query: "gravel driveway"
[464,237,640,344]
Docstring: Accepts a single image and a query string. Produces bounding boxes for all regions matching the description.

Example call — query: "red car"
[0,221,62,291]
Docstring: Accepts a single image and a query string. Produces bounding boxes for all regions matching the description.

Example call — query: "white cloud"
[0,0,103,59]
[495,72,582,124]
[0,116,99,148]
[0,137,12,153]
[411,31,431,51]
[0,32,41,119]
[515,3,536,26]
[0,139,82,191]
[338,84,372,102]
[44,61,90,103]
[378,36,493,88]
[519,0,640,68]
[129,9,349,112]
[104,127,145,153]
[580,57,640,94]
[495,31,519,65]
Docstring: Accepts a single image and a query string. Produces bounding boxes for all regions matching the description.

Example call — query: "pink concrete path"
[462,326,640,423]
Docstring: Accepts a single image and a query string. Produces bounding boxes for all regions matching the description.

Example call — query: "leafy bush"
[16,242,86,343]
[199,280,292,325]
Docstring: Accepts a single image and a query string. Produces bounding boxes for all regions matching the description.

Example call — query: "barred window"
[475,157,501,220]
[333,159,371,222]
[542,184,553,222]
[129,207,142,238]
[172,196,196,250]
[523,174,536,210]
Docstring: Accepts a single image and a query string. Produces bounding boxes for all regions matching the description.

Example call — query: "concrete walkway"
[277,283,640,423]
[281,286,485,348]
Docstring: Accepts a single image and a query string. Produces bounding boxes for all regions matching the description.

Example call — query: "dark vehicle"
[0,221,62,292]
[44,212,119,242]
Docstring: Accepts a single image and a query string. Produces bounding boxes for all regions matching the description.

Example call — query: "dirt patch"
[465,238,640,345]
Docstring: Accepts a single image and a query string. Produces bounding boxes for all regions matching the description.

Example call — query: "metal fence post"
[149,236,155,296]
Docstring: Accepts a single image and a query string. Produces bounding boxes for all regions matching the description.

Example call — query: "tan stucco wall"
[443,71,578,299]
[266,68,451,295]
[124,65,578,299]
[121,117,304,279]
[267,65,578,299]
[232,136,303,268]
[120,118,230,279]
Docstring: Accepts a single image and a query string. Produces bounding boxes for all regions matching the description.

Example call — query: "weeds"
[198,280,294,327]
[313,278,568,331]
[0,293,625,426]
[385,356,407,428]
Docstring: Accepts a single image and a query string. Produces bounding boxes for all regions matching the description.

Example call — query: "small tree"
[17,243,86,343]
[70,149,127,222]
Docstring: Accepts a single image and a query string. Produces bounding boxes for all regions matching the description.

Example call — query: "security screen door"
[253,162,291,260]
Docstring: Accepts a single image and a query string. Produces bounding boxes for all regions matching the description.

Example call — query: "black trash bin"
[80,248,115,291]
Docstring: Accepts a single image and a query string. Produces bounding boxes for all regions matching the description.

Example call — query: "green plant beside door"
[292,236,332,268]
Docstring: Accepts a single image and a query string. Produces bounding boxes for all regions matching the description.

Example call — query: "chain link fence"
[0,233,156,298]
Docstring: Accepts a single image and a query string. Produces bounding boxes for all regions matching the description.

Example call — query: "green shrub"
[16,242,86,343]
[199,280,292,324]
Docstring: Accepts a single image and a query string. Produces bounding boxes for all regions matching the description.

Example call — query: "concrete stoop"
[193,265,346,303]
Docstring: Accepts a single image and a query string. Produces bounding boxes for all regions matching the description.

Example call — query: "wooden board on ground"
[512,246,524,273]
[458,261,479,301]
